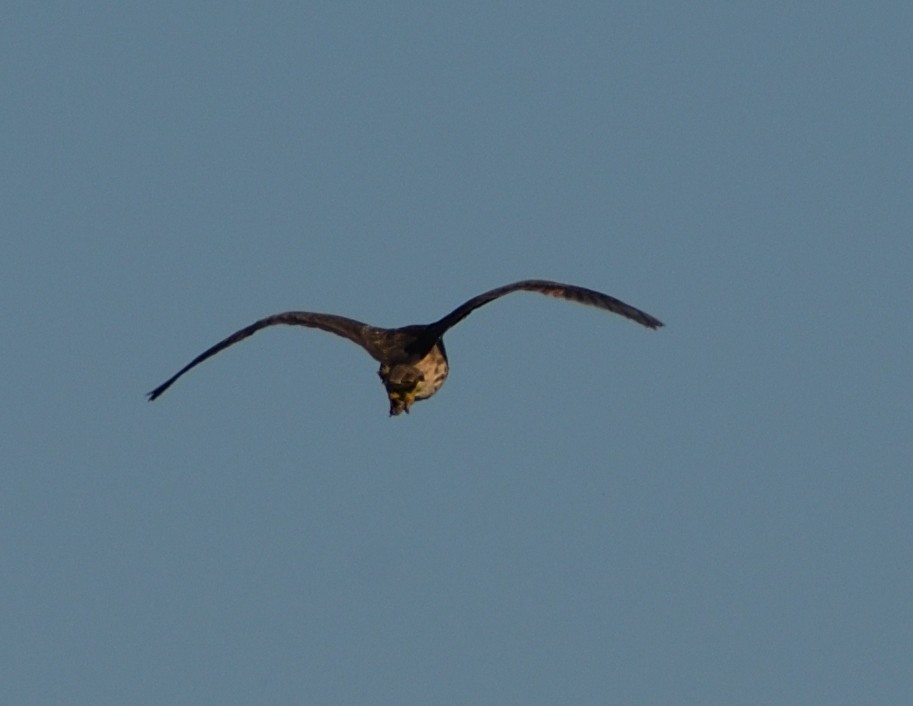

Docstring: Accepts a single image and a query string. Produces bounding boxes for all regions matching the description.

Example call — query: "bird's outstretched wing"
[147,312,385,401]
[429,279,664,335]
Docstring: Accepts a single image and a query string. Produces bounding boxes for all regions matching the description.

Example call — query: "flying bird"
[148,279,663,415]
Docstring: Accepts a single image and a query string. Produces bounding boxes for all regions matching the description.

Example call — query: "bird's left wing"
[428,279,664,336]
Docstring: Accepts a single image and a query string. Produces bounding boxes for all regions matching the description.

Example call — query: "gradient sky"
[4,2,912,704]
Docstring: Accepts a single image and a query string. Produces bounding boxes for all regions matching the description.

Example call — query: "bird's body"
[148,279,662,415]
[379,340,450,415]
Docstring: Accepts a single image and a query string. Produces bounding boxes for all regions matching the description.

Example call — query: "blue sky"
[3,2,912,704]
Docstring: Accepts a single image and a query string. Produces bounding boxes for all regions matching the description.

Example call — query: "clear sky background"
[3,3,911,704]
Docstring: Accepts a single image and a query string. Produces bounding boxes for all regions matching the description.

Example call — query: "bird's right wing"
[147,312,387,400]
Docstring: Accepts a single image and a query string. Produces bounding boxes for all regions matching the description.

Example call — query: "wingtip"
[640,314,664,330]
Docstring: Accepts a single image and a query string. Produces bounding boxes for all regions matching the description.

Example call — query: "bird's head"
[378,363,424,416]
[386,388,417,416]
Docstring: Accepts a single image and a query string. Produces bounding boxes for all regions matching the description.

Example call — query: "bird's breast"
[412,344,449,399]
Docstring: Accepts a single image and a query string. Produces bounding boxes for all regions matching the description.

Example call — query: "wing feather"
[147,312,384,400]
[430,279,663,335]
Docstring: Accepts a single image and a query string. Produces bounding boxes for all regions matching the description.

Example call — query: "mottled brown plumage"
[148,279,663,415]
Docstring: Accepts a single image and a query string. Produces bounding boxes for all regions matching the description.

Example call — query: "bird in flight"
[148,279,663,416]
